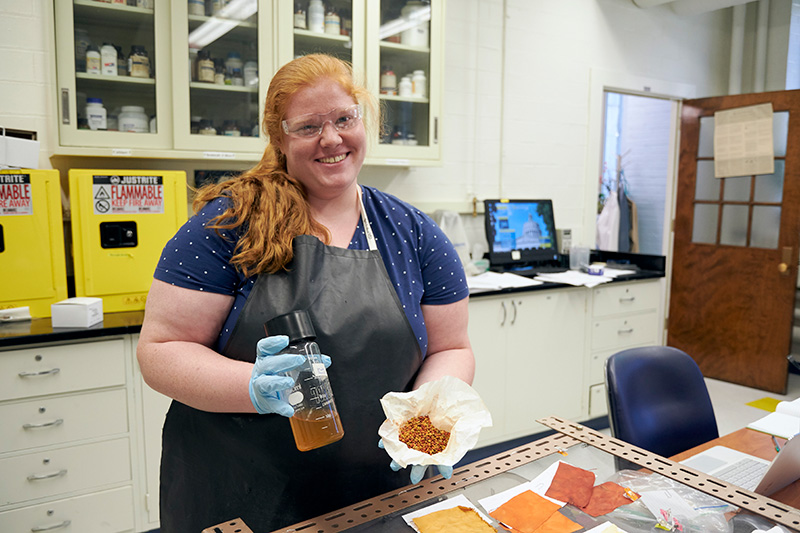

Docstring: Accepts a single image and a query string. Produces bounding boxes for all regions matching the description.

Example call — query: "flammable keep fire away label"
[0,173,33,215]
[93,175,164,215]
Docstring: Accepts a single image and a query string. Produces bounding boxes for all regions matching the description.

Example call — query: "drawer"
[591,311,659,352]
[589,343,652,385]
[0,340,126,402]
[0,438,131,507]
[589,383,608,418]
[0,389,128,454]
[0,486,134,532]
[592,281,660,318]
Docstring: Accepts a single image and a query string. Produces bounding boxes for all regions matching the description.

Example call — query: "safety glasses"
[281,104,363,138]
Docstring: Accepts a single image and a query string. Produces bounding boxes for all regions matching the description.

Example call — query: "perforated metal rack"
[205,417,800,533]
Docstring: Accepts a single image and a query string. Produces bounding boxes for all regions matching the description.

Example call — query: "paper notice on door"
[713,103,774,178]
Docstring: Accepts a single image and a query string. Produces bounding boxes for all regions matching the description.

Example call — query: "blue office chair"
[605,346,719,458]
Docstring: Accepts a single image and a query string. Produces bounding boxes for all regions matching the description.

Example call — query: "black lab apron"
[159,190,422,533]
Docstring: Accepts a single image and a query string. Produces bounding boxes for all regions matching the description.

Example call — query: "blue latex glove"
[378,439,453,484]
[248,336,333,416]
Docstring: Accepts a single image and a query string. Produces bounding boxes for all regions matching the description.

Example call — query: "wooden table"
[672,428,800,508]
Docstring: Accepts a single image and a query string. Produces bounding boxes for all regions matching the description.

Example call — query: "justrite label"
[0,173,33,215]
[92,175,164,214]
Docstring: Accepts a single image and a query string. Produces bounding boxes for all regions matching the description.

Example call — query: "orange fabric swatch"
[535,511,582,533]
[579,482,637,517]
[490,490,561,532]
[545,462,596,508]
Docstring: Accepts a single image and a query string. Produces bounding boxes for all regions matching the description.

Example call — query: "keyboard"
[504,265,567,277]
[714,457,769,491]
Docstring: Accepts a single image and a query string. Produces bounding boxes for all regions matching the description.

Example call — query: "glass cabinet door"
[276,1,363,75]
[172,0,272,155]
[366,0,442,163]
[55,0,171,150]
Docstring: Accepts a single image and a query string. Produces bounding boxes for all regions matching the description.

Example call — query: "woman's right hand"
[249,335,304,416]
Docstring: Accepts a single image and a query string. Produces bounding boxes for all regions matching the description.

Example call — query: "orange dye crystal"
[399,415,451,455]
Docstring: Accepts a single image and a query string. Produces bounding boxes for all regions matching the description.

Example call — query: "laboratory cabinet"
[52,0,446,165]
[585,279,662,418]
[468,288,588,448]
[0,337,138,533]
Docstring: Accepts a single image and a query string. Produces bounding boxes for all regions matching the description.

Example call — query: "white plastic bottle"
[85,44,101,74]
[400,0,429,47]
[398,76,412,97]
[411,70,426,97]
[324,8,340,35]
[119,105,149,133]
[85,98,107,130]
[308,0,325,33]
[101,43,117,76]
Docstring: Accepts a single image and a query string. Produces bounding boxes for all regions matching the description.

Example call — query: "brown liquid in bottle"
[289,407,345,452]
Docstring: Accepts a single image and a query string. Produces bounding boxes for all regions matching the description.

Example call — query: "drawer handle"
[18,368,61,378]
[23,418,64,430]
[31,520,72,532]
[618,328,634,334]
[27,469,67,481]
[618,296,636,302]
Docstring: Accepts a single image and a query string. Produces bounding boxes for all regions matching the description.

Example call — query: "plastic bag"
[600,470,733,533]
[378,375,492,468]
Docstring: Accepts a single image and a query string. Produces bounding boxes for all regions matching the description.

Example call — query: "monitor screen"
[484,199,559,267]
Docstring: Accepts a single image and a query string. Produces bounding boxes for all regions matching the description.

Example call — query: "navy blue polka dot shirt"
[154,185,469,356]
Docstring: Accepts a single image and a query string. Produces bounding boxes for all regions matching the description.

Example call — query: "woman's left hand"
[377,439,453,484]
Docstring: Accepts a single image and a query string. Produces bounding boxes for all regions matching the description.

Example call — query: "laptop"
[680,435,800,495]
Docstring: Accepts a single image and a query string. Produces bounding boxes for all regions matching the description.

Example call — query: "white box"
[0,128,40,169]
[51,297,103,328]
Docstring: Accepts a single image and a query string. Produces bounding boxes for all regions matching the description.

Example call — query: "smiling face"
[279,78,366,202]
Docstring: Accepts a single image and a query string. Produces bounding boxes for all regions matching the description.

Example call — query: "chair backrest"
[605,346,719,458]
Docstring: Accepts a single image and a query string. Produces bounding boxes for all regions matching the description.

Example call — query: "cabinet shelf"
[189,82,258,93]
[379,40,430,54]
[76,72,156,86]
[380,94,429,104]
[74,0,154,24]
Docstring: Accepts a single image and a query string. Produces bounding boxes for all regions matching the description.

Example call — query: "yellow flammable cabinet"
[68,169,188,312]
[0,169,68,317]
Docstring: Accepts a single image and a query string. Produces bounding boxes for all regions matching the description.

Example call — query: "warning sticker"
[93,175,164,214]
[0,173,33,215]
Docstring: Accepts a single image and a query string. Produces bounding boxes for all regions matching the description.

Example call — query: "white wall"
[1,0,791,248]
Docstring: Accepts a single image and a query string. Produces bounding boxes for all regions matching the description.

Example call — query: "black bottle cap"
[264,310,316,343]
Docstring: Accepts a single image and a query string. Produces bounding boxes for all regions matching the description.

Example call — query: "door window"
[690,111,789,249]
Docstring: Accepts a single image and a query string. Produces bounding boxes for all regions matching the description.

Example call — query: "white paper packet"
[377,375,493,468]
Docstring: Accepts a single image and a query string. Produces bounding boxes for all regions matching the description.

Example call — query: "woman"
[137,54,474,532]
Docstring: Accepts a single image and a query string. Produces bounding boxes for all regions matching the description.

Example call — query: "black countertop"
[0,267,664,348]
[468,269,665,298]
[0,310,145,348]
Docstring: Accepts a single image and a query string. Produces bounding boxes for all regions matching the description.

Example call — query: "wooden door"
[668,90,800,394]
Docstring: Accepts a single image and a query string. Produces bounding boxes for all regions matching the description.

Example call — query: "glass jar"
[128,45,151,78]
[197,50,215,83]
[118,105,149,133]
[199,119,217,135]
[223,120,241,136]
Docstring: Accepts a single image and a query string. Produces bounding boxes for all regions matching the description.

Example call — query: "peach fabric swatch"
[545,462,596,508]
[579,482,637,518]
[413,505,497,533]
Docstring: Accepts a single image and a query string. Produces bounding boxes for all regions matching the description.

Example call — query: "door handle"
[780,246,793,276]
[500,302,507,326]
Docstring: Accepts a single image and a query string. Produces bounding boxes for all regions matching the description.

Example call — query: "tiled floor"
[706,372,800,436]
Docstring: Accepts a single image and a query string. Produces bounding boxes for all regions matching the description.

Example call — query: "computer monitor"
[484,199,559,268]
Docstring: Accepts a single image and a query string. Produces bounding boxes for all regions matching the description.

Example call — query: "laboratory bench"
[0,264,664,532]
